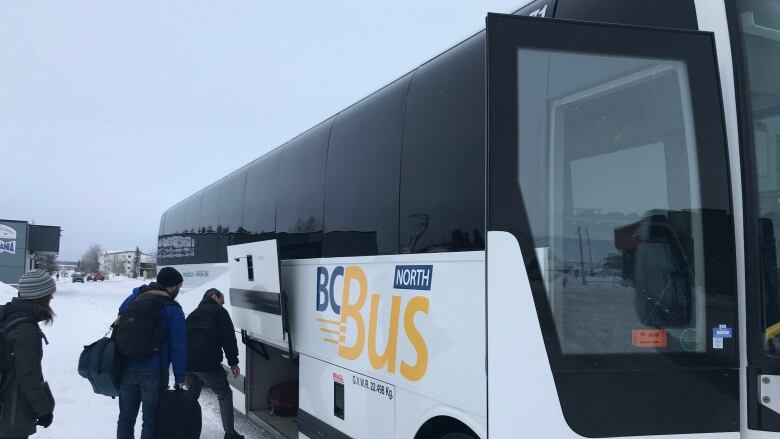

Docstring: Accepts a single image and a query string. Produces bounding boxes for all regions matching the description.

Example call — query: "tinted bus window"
[243,151,281,237]
[217,167,249,233]
[200,184,220,233]
[276,119,332,259]
[323,74,411,257]
[159,192,203,265]
[165,192,203,235]
[400,34,485,253]
[162,203,183,235]
[183,192,204,234]
[159,210,168,236]
[196,183,219,262]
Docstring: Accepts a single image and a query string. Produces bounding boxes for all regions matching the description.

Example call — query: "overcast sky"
[0,0,522,261]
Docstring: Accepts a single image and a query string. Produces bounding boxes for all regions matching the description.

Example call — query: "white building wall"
[103,250,154,276]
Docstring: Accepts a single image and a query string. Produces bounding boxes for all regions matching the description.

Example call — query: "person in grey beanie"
[0,269,56,439]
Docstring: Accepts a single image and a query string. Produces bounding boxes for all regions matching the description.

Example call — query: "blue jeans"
[117,368,163,439]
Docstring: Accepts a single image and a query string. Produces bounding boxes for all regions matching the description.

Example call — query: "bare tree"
[133,247,140,278]
[80,244,103,273]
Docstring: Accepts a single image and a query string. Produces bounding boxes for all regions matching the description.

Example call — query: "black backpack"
[186,306,219,364]
[115,293,177,361]
[0,306,36,390]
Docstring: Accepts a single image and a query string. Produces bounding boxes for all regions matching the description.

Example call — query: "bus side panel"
[167,262,229,292]
[299,355,395,438]
[394,386,486,439]
[287,252,487,436]
[299,355,489,439]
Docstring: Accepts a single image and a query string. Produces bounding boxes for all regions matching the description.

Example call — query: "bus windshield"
[735,0,780,352]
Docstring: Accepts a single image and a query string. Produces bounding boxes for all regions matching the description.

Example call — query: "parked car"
[72,273,85,283]
[95,273,105,281]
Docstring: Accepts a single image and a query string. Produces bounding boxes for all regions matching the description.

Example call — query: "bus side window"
[243,151,281,240]
[517,48,717,354]
[216,168,248,235]
[399,33,485,254]
[323,74,409,257]
[275,119,331,260]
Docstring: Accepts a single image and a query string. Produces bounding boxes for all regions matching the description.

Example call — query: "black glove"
[36,413,53,428]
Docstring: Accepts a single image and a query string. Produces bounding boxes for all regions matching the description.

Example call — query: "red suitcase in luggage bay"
[267,381,299,416]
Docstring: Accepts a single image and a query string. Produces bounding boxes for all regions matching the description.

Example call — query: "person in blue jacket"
[116,267,186,439]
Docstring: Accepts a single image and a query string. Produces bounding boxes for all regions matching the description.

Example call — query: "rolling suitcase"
[156,388,202,439]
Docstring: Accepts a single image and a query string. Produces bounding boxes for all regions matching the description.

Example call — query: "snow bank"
[0,280,16,298]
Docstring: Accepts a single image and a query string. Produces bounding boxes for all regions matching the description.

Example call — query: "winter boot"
[225,430,245,439]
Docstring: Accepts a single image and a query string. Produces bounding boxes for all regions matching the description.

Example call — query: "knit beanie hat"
[17,269,56,300]
[157,267,184,288]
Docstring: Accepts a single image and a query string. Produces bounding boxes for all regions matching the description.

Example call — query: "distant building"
[0,219,61,286]
[100,250,156,278]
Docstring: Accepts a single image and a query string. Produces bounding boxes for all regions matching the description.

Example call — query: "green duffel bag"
[78,334,123,398]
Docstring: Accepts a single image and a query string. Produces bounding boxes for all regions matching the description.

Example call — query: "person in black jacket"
[186,288,243,439]
[0,270,56,439]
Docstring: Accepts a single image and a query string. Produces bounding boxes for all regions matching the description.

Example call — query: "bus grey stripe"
[229,288,281,315]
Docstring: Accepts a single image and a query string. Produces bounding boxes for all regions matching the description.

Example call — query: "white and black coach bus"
[157,0,780,437]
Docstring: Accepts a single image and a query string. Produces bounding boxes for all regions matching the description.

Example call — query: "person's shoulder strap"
[158,297,183,328]
[135,291,177,311]
[140,289,168,298]
[1,315,40,345]
[161,296,182,309]
[141,290,181,307]
[119,290,140,314]
[1,305,37,329]
[3,316,35,332]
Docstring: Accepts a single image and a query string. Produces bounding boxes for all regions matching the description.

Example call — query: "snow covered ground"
[0,276,268,438]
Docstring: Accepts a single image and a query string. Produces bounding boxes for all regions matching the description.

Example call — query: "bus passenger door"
[487,13,739,438]
[729,0,780,436]
[227,240,293,355]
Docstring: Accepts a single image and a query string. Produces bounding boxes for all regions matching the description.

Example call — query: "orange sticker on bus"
[632,329,667,348]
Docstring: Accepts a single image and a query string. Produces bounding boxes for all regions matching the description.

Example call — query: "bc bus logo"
[316,265,432,381]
